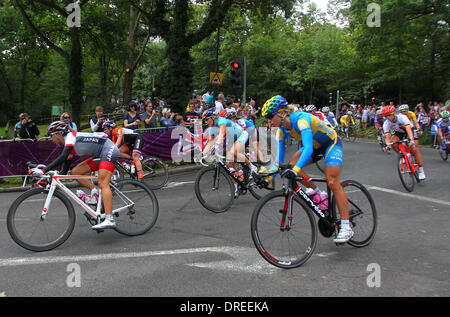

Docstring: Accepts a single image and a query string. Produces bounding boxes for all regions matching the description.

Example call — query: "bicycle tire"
[7,188,76,252]
[141,157,168,190]
[331,180,377,248]
[251,190,318,269]
[194,165,235,213]
[315,160,325,174]
[112,180,159,236]
[397,155,415,192]
[439,149,448,161]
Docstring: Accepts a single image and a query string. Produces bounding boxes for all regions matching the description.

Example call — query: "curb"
[0,164,203,194]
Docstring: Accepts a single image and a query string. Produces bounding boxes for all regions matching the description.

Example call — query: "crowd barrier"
[0,127,183,177]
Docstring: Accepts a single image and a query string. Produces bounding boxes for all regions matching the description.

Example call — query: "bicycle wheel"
[141,157,168,190]
[7,188,76,252]
[251,191,318,269]
[439,149,448,161]
[315,159,325,174]
[194,165,235,213]
[397,155,415,192]
[112,180,159,236]
[349,127,357,142]
[332,180,377,248]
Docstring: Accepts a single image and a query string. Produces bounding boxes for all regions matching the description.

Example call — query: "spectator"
[90,106,109,132]
[202,91,210,103]
[160,108,177,127]
[214,93,225,114]
[60,112,77,132]
[141,101,159,129]
[225,98,236,114]
[124,101,141,131]
[206,92,215,107]
[15,113,40,140]
[183,101,201,124]
[420,112,431,134]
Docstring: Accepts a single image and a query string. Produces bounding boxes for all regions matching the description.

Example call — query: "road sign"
[210,72,223,86]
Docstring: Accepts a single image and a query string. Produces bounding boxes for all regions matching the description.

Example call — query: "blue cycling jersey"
[237,119,255,133]
[275,112,343,172]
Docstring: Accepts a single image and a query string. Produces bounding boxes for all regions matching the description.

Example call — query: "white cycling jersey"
[383,113,413,134]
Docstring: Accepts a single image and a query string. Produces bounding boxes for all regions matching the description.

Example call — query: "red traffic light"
[231,61,240,69]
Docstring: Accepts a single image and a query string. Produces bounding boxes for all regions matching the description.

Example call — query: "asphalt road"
[0,139,448,298]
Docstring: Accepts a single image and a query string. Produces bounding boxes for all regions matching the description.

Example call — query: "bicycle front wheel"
[332,180,377,248]
[251,191,318,269]
[141,157,169,190]
[112,180,159,236]
[397,155,415,192]
[7,188,76,252]
[194,165,234,213]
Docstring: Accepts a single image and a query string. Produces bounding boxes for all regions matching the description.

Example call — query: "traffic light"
[230,58,243,89]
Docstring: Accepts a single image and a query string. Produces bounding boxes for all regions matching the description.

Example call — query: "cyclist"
[103,121,144,179]
[305,104,331,126]
[398,104,422,138]
[340,111,355,137]
[228,110,265,164]
[436,110,450,151]
[202,108,259,197]
[322,107,338,130]
[261,95,353,243]
[382,106,426,180]
[29,121,120,230]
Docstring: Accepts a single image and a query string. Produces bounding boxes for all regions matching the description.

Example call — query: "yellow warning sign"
[209,72,223,85]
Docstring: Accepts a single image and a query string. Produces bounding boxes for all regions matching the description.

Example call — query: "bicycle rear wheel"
[332,180,377,248]
[194,165,234,213]
[397,155,415,192]
[112,180,159,236]
[7,188,76,252]
[251,191,318,269]
[141,157,168,190]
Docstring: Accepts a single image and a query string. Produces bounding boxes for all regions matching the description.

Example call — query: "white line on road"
[366,186,450,206]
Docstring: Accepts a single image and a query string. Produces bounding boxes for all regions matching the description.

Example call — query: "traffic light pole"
[243,57,247,105]
[336,90,340,117]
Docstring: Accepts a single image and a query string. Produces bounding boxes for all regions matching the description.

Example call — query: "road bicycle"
[391,140,421,192]
[7,163,159,252]
[376,129,391,154]
[251,164,377,269]
[194,153,275,213]
[109,155,168,190]
[439,133,450,161]
[339,125,358,142]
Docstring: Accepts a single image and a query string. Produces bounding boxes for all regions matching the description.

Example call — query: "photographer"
[90,106,109,132]
[60,112,77,132]
[16,113,40,140]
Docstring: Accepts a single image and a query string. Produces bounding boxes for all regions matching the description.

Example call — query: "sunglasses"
[63,116,70,119]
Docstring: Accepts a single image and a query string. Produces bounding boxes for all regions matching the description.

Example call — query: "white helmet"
[306,105,316,112]
[322,107,330,113]
[398,104,409,112]
[347,111,353,115]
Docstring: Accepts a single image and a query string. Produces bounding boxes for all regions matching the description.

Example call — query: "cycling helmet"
[103,120,116,129]
[226,110,237,119]
[381,105,396,116]
[47,121,69,136]
[398,104,409,112]
[305,105,316,112]
[217,110,228,118]
[202,109,216,120]
[441,110,449,118]
[322,107,330,113]
[261,95,288,117]
[347,111,353,115]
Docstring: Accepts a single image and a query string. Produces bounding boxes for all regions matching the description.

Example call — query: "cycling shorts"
[84,139,119,173]
[300,137,343,168]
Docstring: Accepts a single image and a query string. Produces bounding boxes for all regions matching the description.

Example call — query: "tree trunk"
[99,55,109,109]
[20,63,27,113]
[69,27,83,129]
[122,5,139,107]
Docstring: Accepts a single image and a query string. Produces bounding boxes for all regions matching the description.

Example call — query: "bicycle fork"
[280,188,295,231]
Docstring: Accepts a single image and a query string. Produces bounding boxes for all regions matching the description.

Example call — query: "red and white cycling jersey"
[383,113,413,134]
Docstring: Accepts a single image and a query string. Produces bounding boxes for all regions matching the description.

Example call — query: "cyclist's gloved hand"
[408,139,415,147]
[29,167,45,176]
[280,169,297,179]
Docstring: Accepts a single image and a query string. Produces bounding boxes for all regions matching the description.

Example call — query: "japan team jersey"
[64,131,110,158]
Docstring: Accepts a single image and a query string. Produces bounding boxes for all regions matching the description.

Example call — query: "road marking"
[366,186,450,206]
[163,181,195,189]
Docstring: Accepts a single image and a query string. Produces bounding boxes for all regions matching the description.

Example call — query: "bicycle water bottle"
[130,162,136,175]
[121,161,131,172]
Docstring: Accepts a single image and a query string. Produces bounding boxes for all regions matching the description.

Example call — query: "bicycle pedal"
[335,242,348,246]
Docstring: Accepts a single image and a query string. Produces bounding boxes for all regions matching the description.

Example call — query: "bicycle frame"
[398,143,418,174]
[283,177,333,224]
[40,173,134,223]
